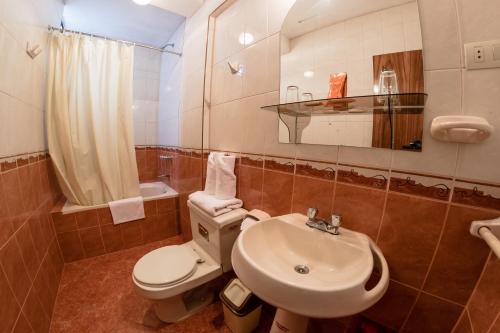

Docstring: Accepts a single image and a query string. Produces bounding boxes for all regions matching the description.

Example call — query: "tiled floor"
[49,236,274,333]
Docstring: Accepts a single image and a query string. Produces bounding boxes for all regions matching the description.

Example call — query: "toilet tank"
[187,201,247,272]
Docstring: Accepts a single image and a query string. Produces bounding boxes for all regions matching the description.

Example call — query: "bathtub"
[62,182,179,214]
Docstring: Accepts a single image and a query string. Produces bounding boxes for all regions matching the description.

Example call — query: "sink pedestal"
[271,309,309,333]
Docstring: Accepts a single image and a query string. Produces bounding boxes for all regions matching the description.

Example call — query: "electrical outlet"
[473,46,485,63]
[465,39,500,70]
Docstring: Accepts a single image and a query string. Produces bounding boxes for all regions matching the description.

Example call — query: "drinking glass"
[378,69,399,95]
[286,86,299,103]
[301,92,313,101]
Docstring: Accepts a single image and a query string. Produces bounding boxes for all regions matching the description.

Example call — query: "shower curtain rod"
[47,26,182,57]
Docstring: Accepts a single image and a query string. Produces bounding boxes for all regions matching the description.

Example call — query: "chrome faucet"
[306,208,342,235]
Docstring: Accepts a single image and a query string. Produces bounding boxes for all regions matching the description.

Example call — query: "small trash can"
[220,278,262,333]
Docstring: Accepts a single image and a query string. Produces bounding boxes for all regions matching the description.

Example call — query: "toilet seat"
[133,245,199,288]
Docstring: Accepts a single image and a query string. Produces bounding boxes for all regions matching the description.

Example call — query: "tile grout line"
[3,262,38,333]
[419,289,467,308]
[399,199,453,331]
[467,307,476,333]
[450,308,468,333]
[374,170,391,244]
[288,160,297,214]
[0,188,54,250]
[464,251,493,333]
[48,239,70,333]
[485,308,500,333]
[6,237,57,333]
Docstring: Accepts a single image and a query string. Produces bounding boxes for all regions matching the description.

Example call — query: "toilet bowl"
[133,200,247,322]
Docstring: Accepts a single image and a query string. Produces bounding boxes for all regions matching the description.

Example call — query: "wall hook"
[26,42,42,59]
[228,62,244,76]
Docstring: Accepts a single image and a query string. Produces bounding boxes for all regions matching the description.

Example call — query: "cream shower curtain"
[46,32,140,206]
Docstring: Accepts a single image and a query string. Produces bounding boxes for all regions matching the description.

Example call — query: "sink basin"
[231,213,389,324]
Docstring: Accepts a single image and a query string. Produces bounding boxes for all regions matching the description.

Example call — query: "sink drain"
[294,265,309,274]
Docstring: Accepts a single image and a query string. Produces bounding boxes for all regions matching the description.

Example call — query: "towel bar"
[471,217,500,259]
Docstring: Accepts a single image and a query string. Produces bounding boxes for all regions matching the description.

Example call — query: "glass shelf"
[261,93,428,116]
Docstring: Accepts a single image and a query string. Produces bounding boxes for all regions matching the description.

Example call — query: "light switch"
[465,39,500,70]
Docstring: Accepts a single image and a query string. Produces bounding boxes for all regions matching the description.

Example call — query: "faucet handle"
[307,208,318,220]
[331,214,342,227]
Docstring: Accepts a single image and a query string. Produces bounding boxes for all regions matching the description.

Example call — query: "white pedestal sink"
[231,213,389,333]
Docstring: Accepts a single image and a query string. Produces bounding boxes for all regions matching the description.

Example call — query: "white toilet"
[132,200,248,323]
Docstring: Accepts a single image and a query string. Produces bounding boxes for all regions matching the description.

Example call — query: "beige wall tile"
[457,68,500,183]
[418,0,462,70]
[391,69,462,176]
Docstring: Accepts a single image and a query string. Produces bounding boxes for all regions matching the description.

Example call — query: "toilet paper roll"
[240,216,259,231]
[247,209,271,221]
[240,209,271,231]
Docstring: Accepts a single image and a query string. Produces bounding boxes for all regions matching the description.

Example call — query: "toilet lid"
[133,245,198,287]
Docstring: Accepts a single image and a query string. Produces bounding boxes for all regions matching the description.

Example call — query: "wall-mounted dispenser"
[430,116,494,143]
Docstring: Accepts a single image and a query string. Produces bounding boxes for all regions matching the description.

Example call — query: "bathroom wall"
[133,47,162,146]
[194,0,500,332]
[158,22,185,148]
[152,0,229,239]
[0,0,64,158]
[0,0,66,331]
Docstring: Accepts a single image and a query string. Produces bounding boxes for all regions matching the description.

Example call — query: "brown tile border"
[16,157,29,167]
[337,169,388,189]
[264,158,295,173]
[295,161,335,181]
[191,151,203,158]
[389,176,451,201]
[0,151,49,173]
[452,186,500,211]
[0,160,17,172]
[195,148,500,213]
[240,155,264,168]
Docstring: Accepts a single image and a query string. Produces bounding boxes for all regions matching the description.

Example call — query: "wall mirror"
[272,0,426,151]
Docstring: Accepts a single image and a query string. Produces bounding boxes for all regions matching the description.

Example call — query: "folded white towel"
[204,152,219,195]
[215,154,236,200]
[189,191,243,217]
[108,196,145,225]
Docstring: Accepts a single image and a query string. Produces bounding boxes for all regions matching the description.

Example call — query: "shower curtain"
[46,32,140,206]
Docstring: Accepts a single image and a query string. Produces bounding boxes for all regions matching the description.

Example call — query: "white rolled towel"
[189,191,243,217]
[108,196,145,225]
[215,154,236,200]
[204,152,219,195]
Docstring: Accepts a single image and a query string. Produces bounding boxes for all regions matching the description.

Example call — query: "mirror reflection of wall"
[278,0,425,150]
[280,1,422,102]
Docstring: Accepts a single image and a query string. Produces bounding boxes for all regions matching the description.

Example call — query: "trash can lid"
[220,278,253,312]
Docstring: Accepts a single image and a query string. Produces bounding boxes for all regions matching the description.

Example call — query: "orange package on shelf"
[327,72,348,98]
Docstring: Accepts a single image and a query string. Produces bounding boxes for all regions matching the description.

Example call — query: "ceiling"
[282,0,415,39]
[150,0,204,17]
[62,0,203,48]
